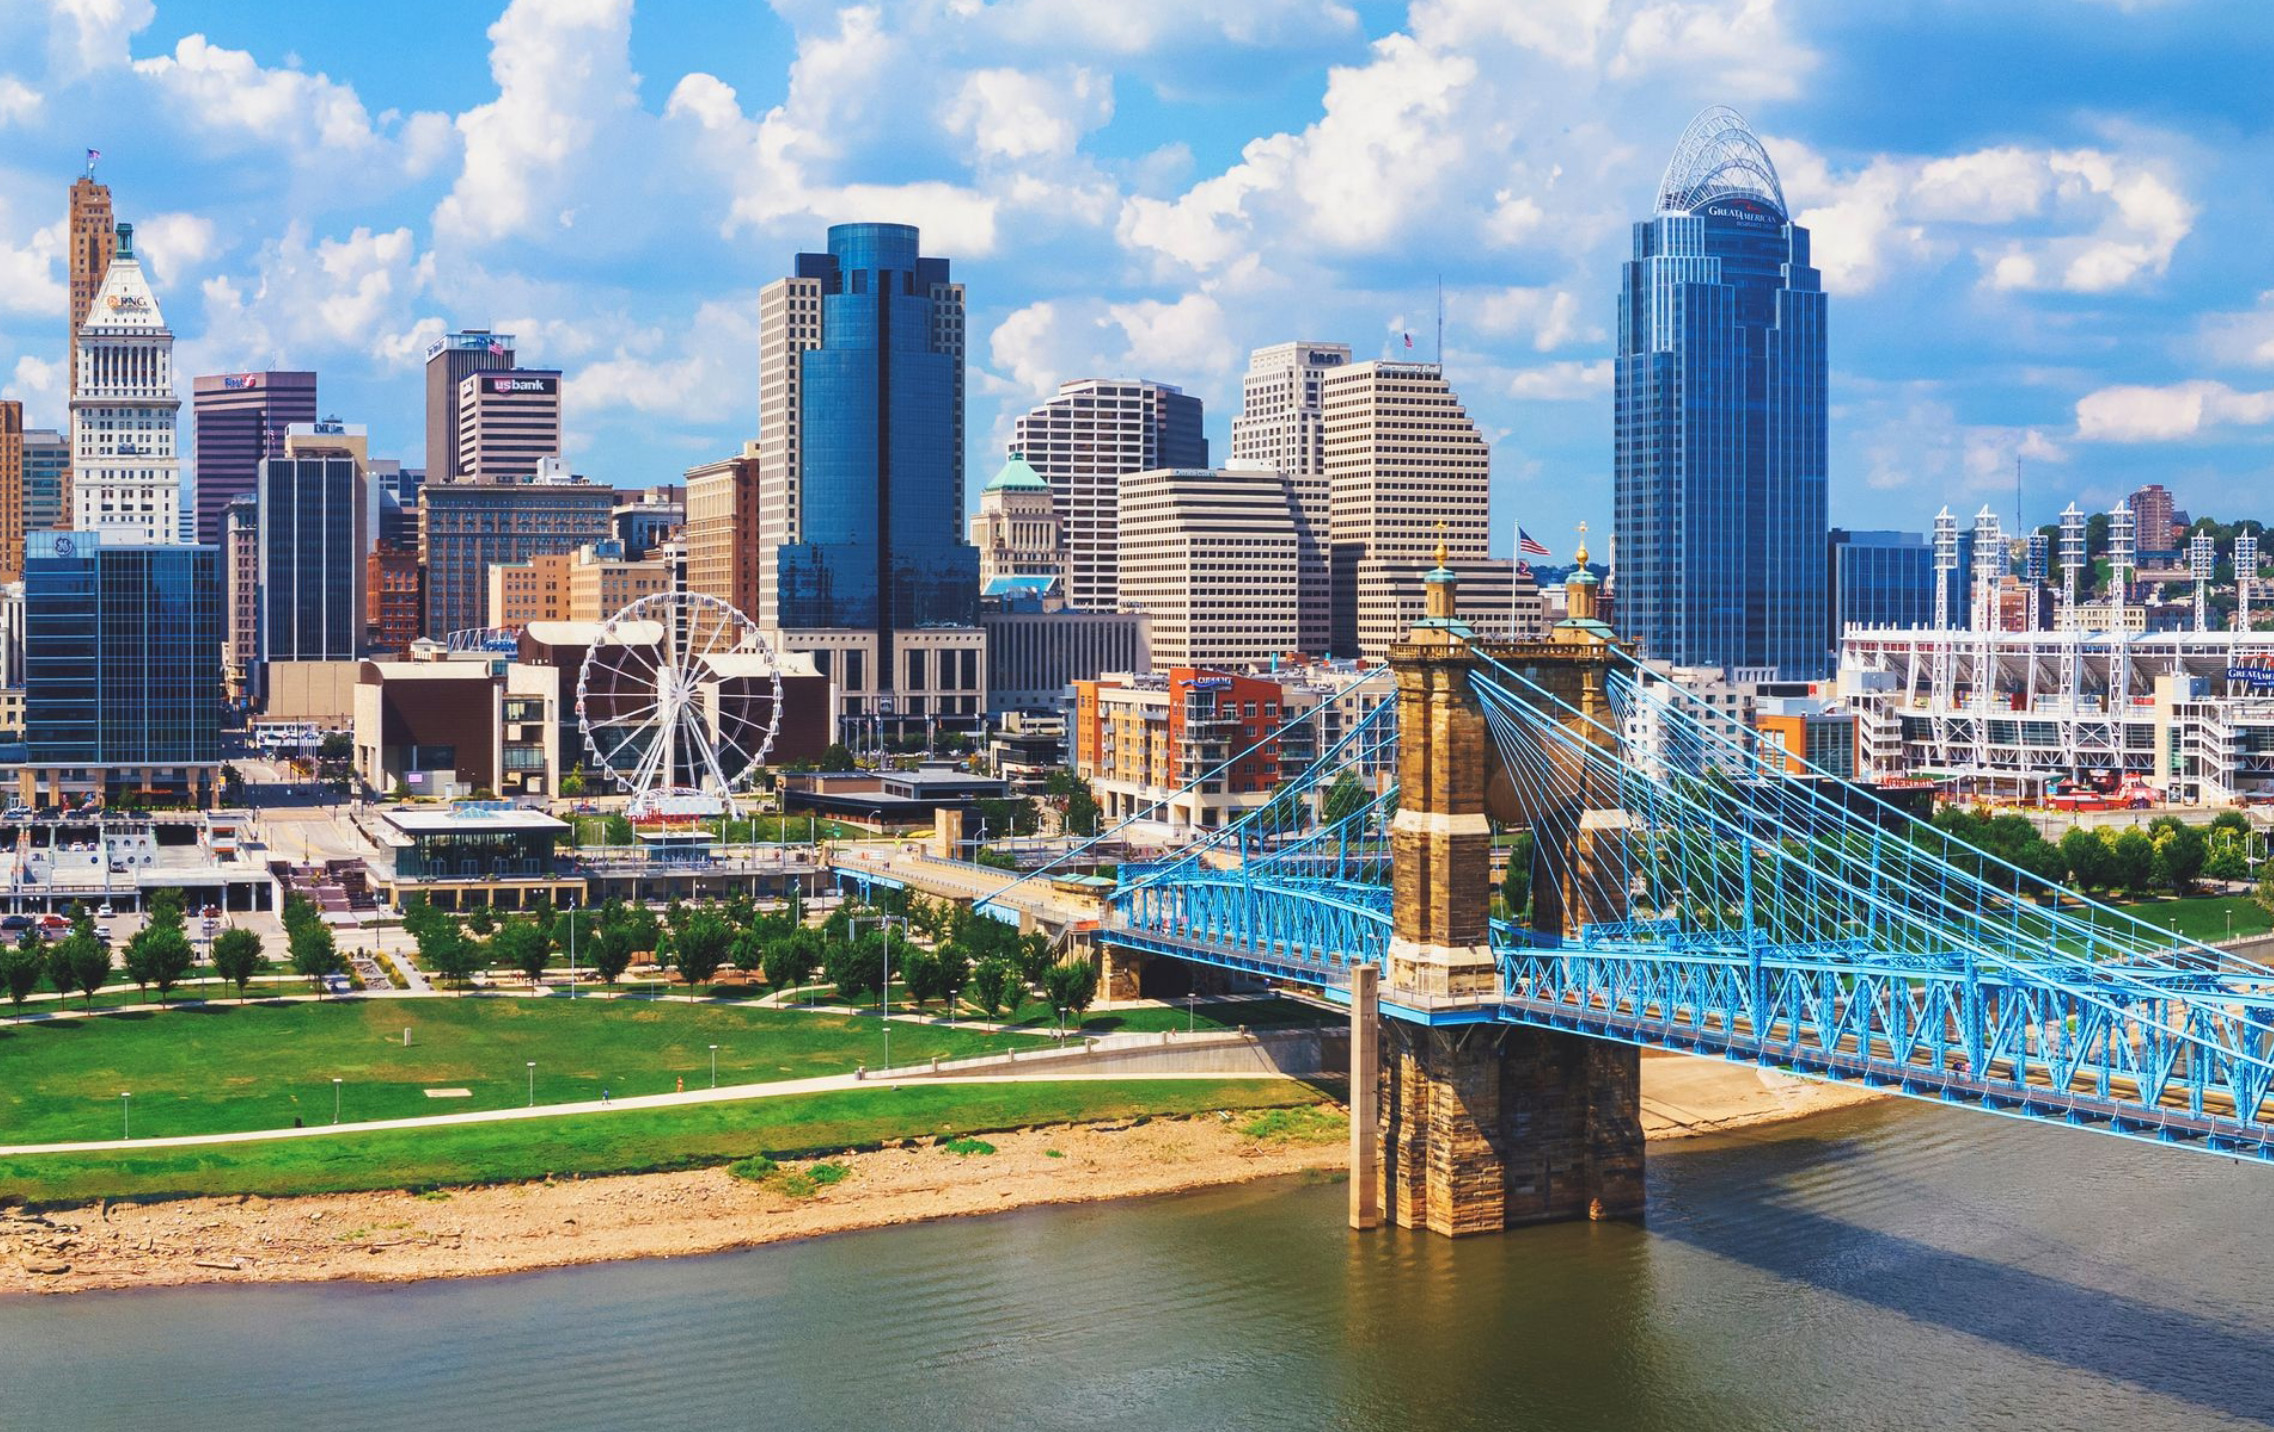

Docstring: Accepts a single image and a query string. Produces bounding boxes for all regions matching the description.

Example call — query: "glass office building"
[1615,107,1828,678]
[774,223,979,649]
[23,531,221,797]
[1828,529,1934,647]
[258,453,366,665]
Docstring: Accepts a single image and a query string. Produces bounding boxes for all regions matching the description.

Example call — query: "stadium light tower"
[2238,531,2260,633]
[2191,530,2217,632]
[2058,502,2086,630]
[1971,506,2005,632]
[2108,501,2136,612]
[1933,506,1959,631]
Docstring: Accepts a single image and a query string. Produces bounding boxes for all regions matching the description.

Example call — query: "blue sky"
[1,0,2271,557]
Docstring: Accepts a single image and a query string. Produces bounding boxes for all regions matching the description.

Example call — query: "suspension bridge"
[976,555,2274,1235]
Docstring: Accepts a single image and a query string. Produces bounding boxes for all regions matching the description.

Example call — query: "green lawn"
[0,998,1052,1145]
[2097,893,2272,945]
[0,1079,1324,1204]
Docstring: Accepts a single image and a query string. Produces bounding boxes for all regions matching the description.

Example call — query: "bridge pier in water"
[1361,545,1644,1236]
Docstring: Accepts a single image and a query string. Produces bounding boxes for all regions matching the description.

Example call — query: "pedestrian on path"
[601,1088,611,1105]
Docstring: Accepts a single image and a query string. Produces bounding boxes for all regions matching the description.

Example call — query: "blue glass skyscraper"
[1615,107,1828,678]
[774,223,979,661]
[1828,529,1934,643]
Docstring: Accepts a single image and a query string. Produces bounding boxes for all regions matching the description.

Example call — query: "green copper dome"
[986,453,1049,492]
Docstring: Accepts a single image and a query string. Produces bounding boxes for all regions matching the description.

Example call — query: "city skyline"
[0,2,2268,556]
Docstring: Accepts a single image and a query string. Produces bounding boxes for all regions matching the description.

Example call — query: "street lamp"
[1188,989,1197,1034]
[709,1043,719,1089]
[526,1061,536,1107]
[332,1077,343,1125]
[120,1090,130,1140]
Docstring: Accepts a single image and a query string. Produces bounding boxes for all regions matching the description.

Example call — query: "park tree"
[415,919,480,990]
[0,942,42,1015]
[970,955,1016,1023]
[2153,822,2209,896]
[1320,771,1370,830]
[729,925,767,980]
[761,930,818,999]
[1044,768,1101,837]
[44,936,76,1003]
[1043,959,1099,1031]
[559,766,586,798]
[827,932,887,1004]
[1500,831,1535,917]
[64,931,111,1008]
[289,920,346,993]
[464,903,497,936]
[489,916,552,989]
[1014,931,1055,992]
[145,888,187,935]
[933,942,971,1010]
[209,927,268,1000]
[122,923,195,1004]
[2060,827,2113,895]
[2108,828,2159,899]
[820,742,858,772]
[899,945,944,1008]
[671,910,732,988]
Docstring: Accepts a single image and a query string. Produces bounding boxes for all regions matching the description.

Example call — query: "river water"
[6,1099,2272,1431]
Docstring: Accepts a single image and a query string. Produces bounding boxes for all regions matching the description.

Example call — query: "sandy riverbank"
[0,1056,1886,1297]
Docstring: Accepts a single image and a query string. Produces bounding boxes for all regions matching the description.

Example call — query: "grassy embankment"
[0,999,1053,1144]
[0,1079,1326,1204]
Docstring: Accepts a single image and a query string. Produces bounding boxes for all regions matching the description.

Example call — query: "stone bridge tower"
[1351,538,1644,1236]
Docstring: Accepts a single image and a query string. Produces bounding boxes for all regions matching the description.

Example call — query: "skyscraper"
[190,371,318,546]
[423,330,515,484]
[21,427,68,536]
[258,423,370,667]
[760,223,984,734]
[456,368,562,483]
[417,477,615,639]
[1117,466,1299,668]
[1010,378,1206,613]
[1232,341,1349,654]
[67,175,114,404]
[1827,529,1934,644]
[22,530,222,808]
[1615,107,1828,680]
[70,223,182,546]
[683,443,763,620]
[223,493,259,700]
[0,400,22,584]
[1320,359,1505,658]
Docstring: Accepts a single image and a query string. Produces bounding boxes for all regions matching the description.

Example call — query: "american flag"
[1402,332,1413,349]
[1517,526,1550,557]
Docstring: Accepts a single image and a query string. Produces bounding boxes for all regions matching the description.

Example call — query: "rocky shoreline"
[0,1057,1887,1297]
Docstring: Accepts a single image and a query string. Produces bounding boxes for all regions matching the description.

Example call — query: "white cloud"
[569,298,761,423]
[1610,0,1815,100]
[19,0,153,79]
[183,225,432,374]
[1782,138,2194,295]
[944,67,1112,163]
[1839,386,2068,499]
[132,212,217,286]
[3,354,59,410]
[1508,359,1612,400]
[0,207,62,319]
[434,0,636,245]
[2074,380,2274,442]
[0,76,41,124]
[987,293,1239,398]
[983,0,1362,56]
[1468,287,1596,351]
[133,34,453,177]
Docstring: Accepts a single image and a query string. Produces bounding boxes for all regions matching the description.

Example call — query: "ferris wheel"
[575,591,785,820]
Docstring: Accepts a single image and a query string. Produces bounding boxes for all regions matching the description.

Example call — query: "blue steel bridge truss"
[1082,650,2274,1168]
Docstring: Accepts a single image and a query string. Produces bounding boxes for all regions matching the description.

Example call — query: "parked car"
[93,924,112,941]
[0,914,32,932]
[96,901,115,918]
[200,904,221,920]
[36,913,69,930]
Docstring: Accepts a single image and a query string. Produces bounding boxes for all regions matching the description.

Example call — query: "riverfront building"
[758,223,983,737]
[69,224,182,546]
[19,530,222,807]
[1010,378,1206,615]
[1116,467,1299,670]
[1615,107,1828,680]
